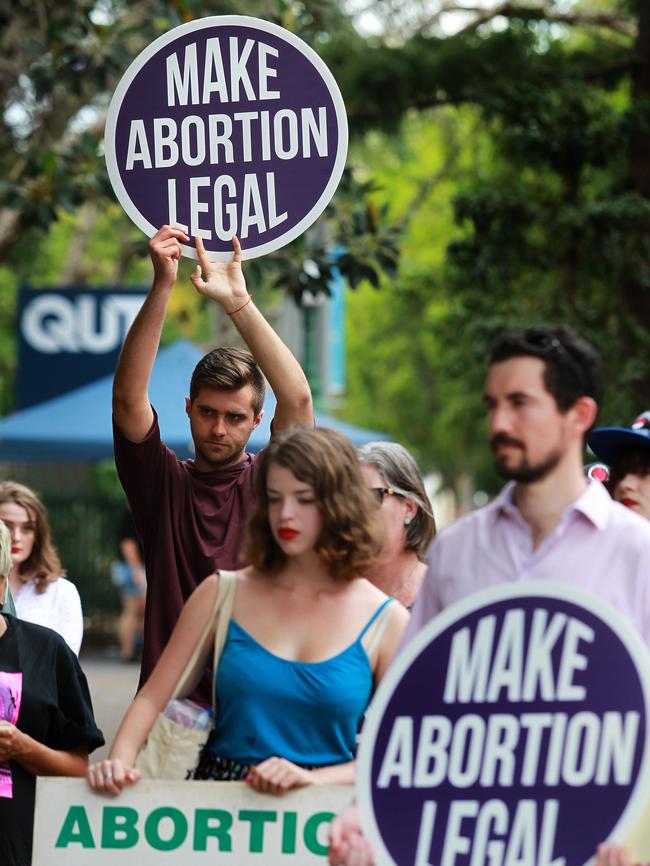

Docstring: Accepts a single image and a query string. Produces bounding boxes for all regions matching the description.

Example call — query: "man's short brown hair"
[190,347,265,415]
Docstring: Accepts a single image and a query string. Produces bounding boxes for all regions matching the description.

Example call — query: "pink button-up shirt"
[405,479,650,646]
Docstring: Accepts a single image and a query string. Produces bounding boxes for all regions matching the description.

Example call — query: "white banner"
[33,779,352,865]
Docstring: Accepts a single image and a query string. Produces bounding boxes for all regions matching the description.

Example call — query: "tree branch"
[415,2,636,39]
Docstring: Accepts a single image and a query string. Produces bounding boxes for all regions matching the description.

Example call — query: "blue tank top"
[207,598,393,766]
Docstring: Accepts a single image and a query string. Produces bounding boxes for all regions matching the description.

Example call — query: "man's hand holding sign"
[149,224,188,289]
[595,844,636,866]
[190,233,247,311]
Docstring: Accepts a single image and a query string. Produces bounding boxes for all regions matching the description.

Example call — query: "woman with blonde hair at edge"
[0,522,103,866]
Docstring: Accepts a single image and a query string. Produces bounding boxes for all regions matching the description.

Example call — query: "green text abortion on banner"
[33,779,351,865]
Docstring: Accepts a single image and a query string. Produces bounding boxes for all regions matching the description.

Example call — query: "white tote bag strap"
[211,570,237,712]
[364,599,396,659]
[171,570,237,701]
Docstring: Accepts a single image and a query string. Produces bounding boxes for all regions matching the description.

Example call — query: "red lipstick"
[278,528,299,540]
[621,498,639,508]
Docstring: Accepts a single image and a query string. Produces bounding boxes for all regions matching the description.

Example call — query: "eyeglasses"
[370,487,398,504]
[519,328,585,385]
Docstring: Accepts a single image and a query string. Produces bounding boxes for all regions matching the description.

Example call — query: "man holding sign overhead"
[112,226,313,704]
[102,13,351,704]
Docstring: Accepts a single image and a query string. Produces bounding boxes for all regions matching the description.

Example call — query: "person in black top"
[0,521,104,866]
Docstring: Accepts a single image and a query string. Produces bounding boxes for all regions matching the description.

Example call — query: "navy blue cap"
[588,411,650,464]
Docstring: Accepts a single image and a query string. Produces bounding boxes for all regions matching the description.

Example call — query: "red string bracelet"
[227,293,252,316]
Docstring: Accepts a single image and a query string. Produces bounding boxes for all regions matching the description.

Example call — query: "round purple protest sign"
[357,582,650,866]
[105,16,348,260]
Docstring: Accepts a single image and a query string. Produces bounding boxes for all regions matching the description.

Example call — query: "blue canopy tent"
[0,339,390,461]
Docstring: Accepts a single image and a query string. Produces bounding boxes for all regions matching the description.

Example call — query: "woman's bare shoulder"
[352,577,410,627]
[352,576,392,604]
[194,572,220,598]
[227,566,261,586]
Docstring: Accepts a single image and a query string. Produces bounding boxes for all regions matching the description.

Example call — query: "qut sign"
[17,287,147,409]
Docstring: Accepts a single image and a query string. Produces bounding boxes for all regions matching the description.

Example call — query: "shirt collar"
[492,482,518,518]
[569,478,612,530]
[492,478,611,531]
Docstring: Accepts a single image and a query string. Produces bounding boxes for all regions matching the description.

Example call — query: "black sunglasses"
[370,487,398,504]
[520,328,586,385]
[522,328,565,357]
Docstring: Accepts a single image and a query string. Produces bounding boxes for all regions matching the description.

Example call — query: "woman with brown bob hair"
[89,427,409,795]
[0,482,83,655]
[246,427,383,578]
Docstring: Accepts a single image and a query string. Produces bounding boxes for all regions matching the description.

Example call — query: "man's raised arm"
[113,225,189,442]
[190,234,313,431]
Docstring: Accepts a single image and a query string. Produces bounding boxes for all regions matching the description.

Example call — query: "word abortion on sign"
[33,779,351,865]
[105,16,348,260]
[357,582,650,866]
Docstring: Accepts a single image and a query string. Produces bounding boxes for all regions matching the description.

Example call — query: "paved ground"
[79,650,141,762]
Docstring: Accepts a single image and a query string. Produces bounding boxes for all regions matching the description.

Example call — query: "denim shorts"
[110,561,145,598]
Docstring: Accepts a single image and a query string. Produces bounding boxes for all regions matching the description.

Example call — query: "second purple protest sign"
[105,16,348,260]
[358,582,650,866]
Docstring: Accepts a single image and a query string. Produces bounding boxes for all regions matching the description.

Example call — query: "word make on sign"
[358,583,650,866]
[106,16,348,260]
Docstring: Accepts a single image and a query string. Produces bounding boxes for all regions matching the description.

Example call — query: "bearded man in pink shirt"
[329,324,650,866]
[404,324,650,645]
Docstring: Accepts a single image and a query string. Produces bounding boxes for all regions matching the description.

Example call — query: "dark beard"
[194,441,244,471]
[494,448,563,484]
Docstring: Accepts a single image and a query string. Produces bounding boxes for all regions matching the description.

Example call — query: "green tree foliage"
[0,0,397,412]
[0,0,388,285]
[2,0,648,493]
[343,108,501,488]
[338,2,650,488]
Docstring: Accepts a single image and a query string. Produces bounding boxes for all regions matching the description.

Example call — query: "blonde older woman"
[0,521,103,866]
[357,442,436,608]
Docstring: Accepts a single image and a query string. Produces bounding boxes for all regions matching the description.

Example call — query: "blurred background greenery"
[1,1,648,613]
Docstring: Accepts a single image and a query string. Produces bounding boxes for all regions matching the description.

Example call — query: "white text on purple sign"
[124,37,330,241]
[376,609,642,866]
